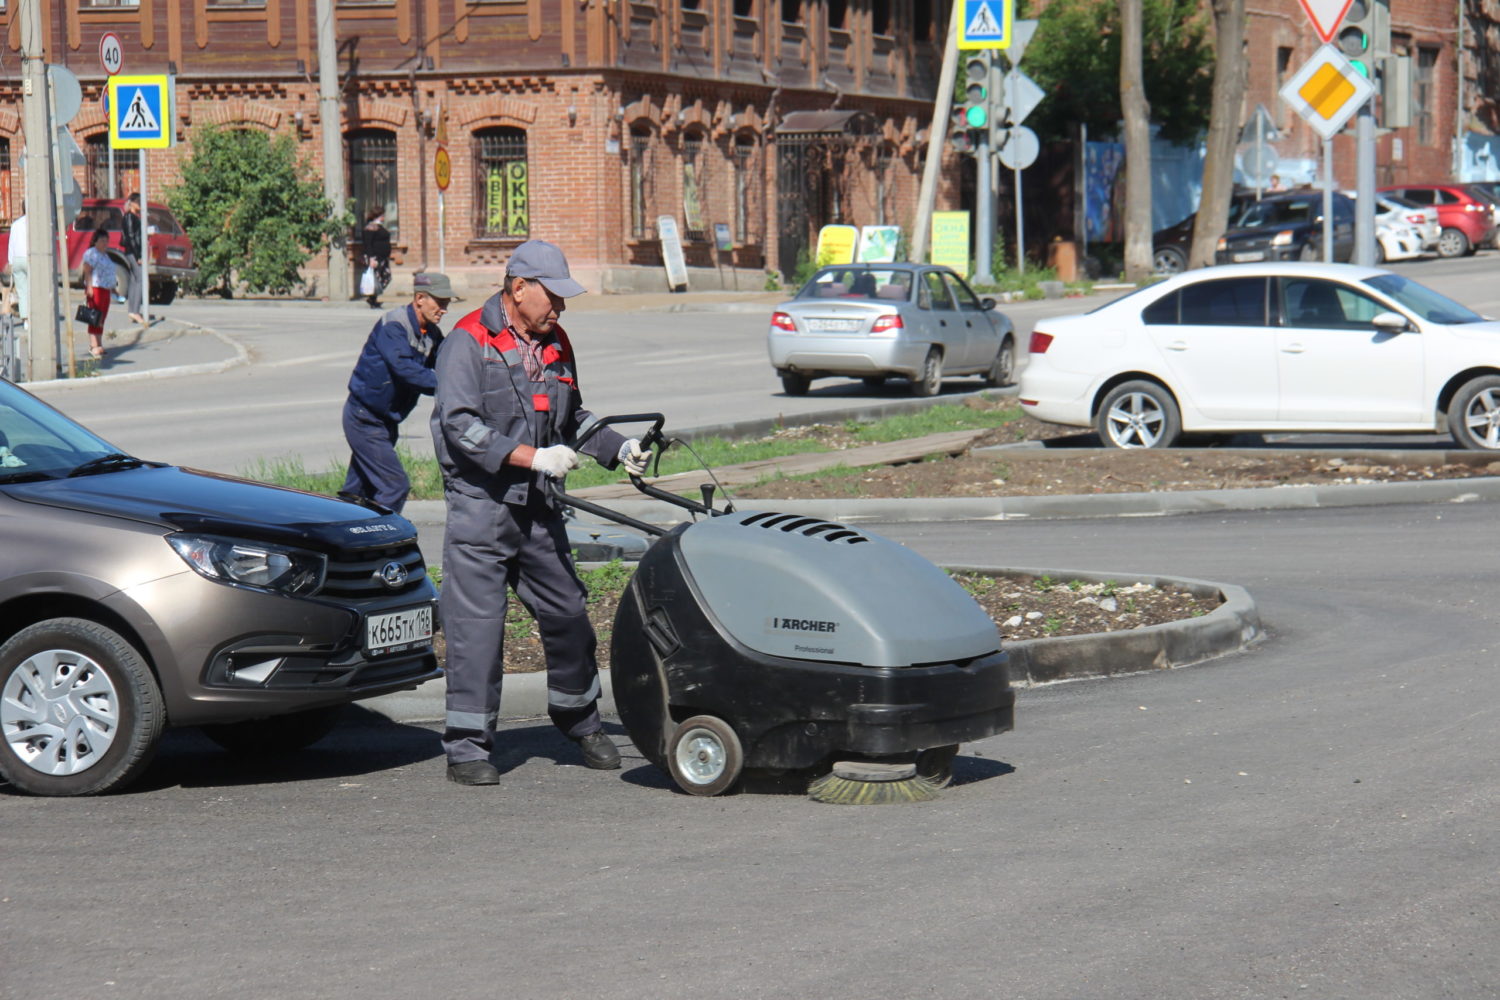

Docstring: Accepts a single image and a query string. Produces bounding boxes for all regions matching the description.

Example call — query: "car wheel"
[984,336,1016,387]
[0,618,165,796]
[667,715,743,796]
[861,375,887,389]
[199,706,343,755]
[1437,227,1470,258]
[912,348,943,397]
[1152,246,1187,276]
[1096,380,1182,449]
[779,371,811,396]
[148,279,178,306]
[1447,375,1500,450]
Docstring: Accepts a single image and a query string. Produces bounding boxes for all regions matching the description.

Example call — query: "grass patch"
[239,399,1027,501]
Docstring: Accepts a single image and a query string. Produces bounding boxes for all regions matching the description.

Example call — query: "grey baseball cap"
[413,272,455,299]
[506,240,586,298]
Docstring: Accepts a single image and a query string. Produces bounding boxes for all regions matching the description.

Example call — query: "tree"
[167,125,347,297]
[1120,0,1153,283]
[1023,0,1213,145]
[1189,0,1248,269]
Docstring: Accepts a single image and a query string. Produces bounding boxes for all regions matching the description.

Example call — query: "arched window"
[732,133,757,244]
[681,129,707,242]
[0,138,12,225]
[346,128,399,241]
[473,126,529,239]
[629,125,656,240]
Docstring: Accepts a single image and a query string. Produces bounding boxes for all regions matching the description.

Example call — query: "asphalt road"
[4,499,1497,999]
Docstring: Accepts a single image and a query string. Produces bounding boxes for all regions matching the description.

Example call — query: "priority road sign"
[108,75,172,149]
[959,0,1014,50]
[1279,44,1375,140]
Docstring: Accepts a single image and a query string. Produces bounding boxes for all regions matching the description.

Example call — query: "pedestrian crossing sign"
[959,0,1013,49]
[108,75,173,149]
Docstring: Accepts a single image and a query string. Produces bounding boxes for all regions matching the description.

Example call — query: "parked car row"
[1153,182,1500,275]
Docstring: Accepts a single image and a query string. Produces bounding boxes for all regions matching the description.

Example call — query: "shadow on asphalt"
[616,749,1017,798]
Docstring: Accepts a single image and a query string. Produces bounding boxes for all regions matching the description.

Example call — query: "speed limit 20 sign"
[99,32,123,76]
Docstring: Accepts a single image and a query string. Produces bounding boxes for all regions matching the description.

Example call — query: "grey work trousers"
[124,257,143,318]
[440,489,603,763]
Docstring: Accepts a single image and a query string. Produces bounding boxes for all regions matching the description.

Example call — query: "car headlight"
[168,534,326,595]
[1270,230,1295,247]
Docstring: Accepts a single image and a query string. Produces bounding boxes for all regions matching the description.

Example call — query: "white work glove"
[618,438,650,477]
[531,444,580,480]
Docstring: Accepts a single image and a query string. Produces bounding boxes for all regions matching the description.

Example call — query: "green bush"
[167,125,350,297]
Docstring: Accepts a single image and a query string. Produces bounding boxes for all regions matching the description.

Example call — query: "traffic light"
[1337,0,1390,78]
[1378,53,1412,128]
[962,53,993,130]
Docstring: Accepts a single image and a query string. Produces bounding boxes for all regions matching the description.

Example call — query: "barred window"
[0,138,11,225]
[473,127,529,239]
[682,131,706,242]
[347,128,399,242]
[83,134,137,201]
[629,126,655,240]
[1415,47,1438,147]
[732,135,756,243]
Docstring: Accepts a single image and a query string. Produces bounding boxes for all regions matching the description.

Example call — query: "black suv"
[1214,190,1355,264]
[0,377,440,796]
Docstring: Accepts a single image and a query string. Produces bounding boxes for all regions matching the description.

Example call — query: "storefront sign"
[814,224,859,266]
[930,212,971,278]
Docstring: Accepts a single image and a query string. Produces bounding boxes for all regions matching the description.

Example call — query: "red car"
[68,198,197,305]
[1377,183,1497,258]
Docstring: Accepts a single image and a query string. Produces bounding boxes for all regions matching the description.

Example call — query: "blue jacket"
[347,303,445,424]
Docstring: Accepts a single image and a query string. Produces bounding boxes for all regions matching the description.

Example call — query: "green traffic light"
[1351,59,1370,77]
[966,106,989,128]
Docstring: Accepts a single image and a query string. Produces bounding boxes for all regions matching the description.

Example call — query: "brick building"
[0,0,963,294]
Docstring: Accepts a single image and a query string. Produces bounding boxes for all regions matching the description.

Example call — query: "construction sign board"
[1279,44,1375,140]
[958,0,1014,50]
[108,75,172,149]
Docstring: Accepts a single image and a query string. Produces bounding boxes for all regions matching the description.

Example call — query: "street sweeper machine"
[555,414,1015,805]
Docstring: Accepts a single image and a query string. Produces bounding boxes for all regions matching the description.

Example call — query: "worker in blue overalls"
[339,272,452,513]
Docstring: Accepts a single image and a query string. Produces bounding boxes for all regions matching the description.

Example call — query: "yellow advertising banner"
[488,161,529,235]
[814,225,859,267]
[930,212,971,278]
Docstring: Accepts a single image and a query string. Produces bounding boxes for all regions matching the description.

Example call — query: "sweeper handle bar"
[546,413,725,537]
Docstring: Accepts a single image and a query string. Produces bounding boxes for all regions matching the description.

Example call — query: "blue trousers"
[341,399,409,513]
[440,490,603,764]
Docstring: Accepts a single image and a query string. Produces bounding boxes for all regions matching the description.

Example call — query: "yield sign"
[1297,0,1356,43]
[1279,44,1375,140]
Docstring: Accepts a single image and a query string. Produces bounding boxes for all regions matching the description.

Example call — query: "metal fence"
[1,311,20,382]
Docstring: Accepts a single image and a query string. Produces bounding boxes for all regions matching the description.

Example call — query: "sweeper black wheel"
[667,715,743,796]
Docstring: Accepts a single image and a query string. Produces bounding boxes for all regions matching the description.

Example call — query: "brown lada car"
[0,377,439,796]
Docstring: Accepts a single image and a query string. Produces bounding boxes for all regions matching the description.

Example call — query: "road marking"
[262,352,355,368]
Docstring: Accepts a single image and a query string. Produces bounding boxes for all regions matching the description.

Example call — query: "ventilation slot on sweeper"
[736,512,870,544]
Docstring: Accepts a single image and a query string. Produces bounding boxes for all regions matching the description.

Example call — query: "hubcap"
[674,728,726,785]
[2,649,120,775]
[1465,389,1500,448]
[1106,393,1165,448]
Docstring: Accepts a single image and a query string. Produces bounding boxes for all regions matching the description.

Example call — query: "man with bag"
[339,271,451,513]
[430,240,650,786]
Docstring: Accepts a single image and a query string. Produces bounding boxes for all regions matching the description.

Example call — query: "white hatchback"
[1019,262,1500,450]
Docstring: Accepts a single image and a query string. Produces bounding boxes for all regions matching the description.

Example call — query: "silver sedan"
[767,263,1016,396]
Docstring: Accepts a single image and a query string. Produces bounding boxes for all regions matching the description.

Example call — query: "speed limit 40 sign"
[99,32,123,76]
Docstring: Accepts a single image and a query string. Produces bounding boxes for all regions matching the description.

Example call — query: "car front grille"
[319,540,429,598]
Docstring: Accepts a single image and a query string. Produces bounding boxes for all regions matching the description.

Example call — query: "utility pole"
[911,5,961,264]
[19,0,57,380]
[316,0,351,302]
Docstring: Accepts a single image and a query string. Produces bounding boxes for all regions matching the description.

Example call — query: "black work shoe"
[574,731,621,770]
[446,760,500,785]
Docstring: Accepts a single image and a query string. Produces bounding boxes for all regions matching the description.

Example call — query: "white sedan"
[1019,262,1500,450]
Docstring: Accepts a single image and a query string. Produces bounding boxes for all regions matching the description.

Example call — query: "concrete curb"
[358,564,1261,725]
[21,318,251,390]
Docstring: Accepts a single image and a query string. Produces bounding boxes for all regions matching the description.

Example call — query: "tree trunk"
[1190,0,1248,269]
[1120,0,1153,283]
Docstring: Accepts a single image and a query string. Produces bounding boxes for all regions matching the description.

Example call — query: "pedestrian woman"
[361,209,392,309]
[80,228,117,359]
